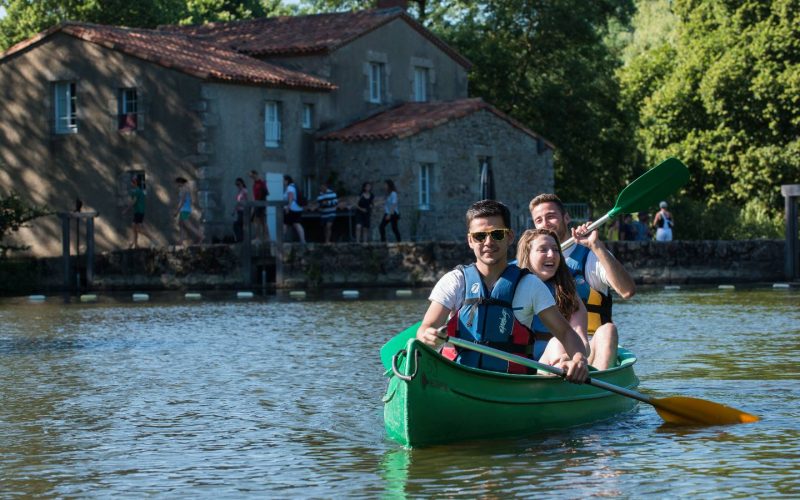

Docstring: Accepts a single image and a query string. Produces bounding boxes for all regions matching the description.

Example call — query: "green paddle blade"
[380,322,421,371]
[607,158,689,218]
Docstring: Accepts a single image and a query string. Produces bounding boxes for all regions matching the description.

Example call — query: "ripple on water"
[0,289,798,496]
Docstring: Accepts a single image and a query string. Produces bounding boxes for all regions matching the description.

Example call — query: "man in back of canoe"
[416,199,589,383]
[529,194,636,370]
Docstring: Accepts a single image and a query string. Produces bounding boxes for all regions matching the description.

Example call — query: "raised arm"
[572,223,636,300]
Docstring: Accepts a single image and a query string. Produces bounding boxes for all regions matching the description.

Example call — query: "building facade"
[0,7,553,256]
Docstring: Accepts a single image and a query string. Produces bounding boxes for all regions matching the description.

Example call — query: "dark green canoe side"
[383,338,639,447]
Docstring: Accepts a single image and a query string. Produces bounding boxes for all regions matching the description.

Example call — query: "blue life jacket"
[444,264,535,374]
[565,244,612,332]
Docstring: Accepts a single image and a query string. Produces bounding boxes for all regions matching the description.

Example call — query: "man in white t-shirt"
[529,194,636,369]
[417,199,588,383]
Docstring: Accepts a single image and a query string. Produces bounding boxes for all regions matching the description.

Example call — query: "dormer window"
[369,62,384,103]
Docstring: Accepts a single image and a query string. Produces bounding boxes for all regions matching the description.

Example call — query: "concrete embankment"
[0,240,788,294]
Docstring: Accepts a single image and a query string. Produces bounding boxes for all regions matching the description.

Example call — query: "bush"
[667,197,783,240]
[0,192,51,257]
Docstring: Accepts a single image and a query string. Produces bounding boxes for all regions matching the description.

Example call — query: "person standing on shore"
[174,177,203,246]
[379,179,401,242]
[232,177,248,243]
[354,182,374,243]
[122,175,150,249]
[249,170,271,243]
[316,181,338,244]
[653,201,674,241]
[282,175,306,244]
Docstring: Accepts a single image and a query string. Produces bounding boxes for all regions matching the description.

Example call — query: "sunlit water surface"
[1,287,798,497]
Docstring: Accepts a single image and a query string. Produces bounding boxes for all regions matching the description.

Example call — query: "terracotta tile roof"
[163,8,471,68]
[0,22,335,91]
[319,98,554,148]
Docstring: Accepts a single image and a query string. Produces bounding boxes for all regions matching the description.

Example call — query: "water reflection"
[0,287,798,496]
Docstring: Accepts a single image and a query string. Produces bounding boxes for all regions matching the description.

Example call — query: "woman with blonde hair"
[516,228,590,366]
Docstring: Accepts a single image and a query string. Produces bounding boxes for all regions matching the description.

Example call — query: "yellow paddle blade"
[651,396,760,425]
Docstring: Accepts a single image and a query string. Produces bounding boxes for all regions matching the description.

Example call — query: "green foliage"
[665,196,783,240]
[0,191,51,257]
[621,0,800,222]
[0,0,289,50]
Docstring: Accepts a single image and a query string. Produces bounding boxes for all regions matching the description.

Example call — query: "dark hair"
[529,193,565,216]
[283,175,294,184]
[516,228,579,318]
[385,179,396,192]
[465,199,511,229]
[236,177,246,187]
[250,170,259,176]
[175,176,187,184]
[361,182,371,192]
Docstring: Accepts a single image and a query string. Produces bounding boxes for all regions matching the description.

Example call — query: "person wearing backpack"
[282,175,306,244]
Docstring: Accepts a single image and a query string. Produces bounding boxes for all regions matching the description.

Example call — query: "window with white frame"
[54,81,77,134]
[369,62,384,103]
[118,88,138,131]
[264,101,282,148]
[418,163,432,210]
[302,103,313,129]
[413,67,428,102]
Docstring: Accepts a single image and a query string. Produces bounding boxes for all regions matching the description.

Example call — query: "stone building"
[0,6,553,256]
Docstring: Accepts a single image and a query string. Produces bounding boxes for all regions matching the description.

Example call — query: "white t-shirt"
[428,268,556,328]
[384,191,399,215]
[283,184,302,212]
[563,245,611,295]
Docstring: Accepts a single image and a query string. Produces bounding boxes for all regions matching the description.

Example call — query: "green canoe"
[381,322,640,447]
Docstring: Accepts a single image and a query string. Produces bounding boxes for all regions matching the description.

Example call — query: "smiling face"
[468,215,514,271]
[527,233,560,281]
[530,201,570,241]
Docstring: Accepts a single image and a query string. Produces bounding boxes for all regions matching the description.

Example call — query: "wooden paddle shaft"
[447,337,653,404]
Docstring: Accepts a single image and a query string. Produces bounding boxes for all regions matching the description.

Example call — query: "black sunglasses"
[469,228,510,242]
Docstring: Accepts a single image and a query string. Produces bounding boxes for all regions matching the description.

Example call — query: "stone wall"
[0,240,787,295]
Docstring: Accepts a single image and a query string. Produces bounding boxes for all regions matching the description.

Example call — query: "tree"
[620,0,800,220]
[0,191,50,257]
[0,0,289,50]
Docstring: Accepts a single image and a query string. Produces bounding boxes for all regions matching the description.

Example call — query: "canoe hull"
[383,337,639,447]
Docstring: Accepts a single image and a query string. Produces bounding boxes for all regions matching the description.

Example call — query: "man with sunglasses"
[417,199,589,383]
[529,193,636,370]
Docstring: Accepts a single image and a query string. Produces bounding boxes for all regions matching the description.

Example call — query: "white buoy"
[342,290,359,299]
[237,291,254,299]
[132,293,150,302]
[664,285,681,291]
[396,289,413,297]
[772,283,791,289]
[28,294,46,302]
[718,285,735,290]
[185,292,203,300]
[80,294,97,303]
[289,291,307,299]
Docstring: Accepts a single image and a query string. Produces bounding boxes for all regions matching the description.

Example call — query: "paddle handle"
[560,213,612,251]
[447,337,653,404]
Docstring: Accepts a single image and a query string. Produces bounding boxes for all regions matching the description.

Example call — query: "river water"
[1,286,798,497]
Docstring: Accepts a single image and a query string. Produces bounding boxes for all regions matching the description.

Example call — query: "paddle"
[561,157,690,250]
[445,336,759,426]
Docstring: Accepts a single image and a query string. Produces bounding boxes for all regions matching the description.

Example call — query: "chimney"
[376,0,408,10]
